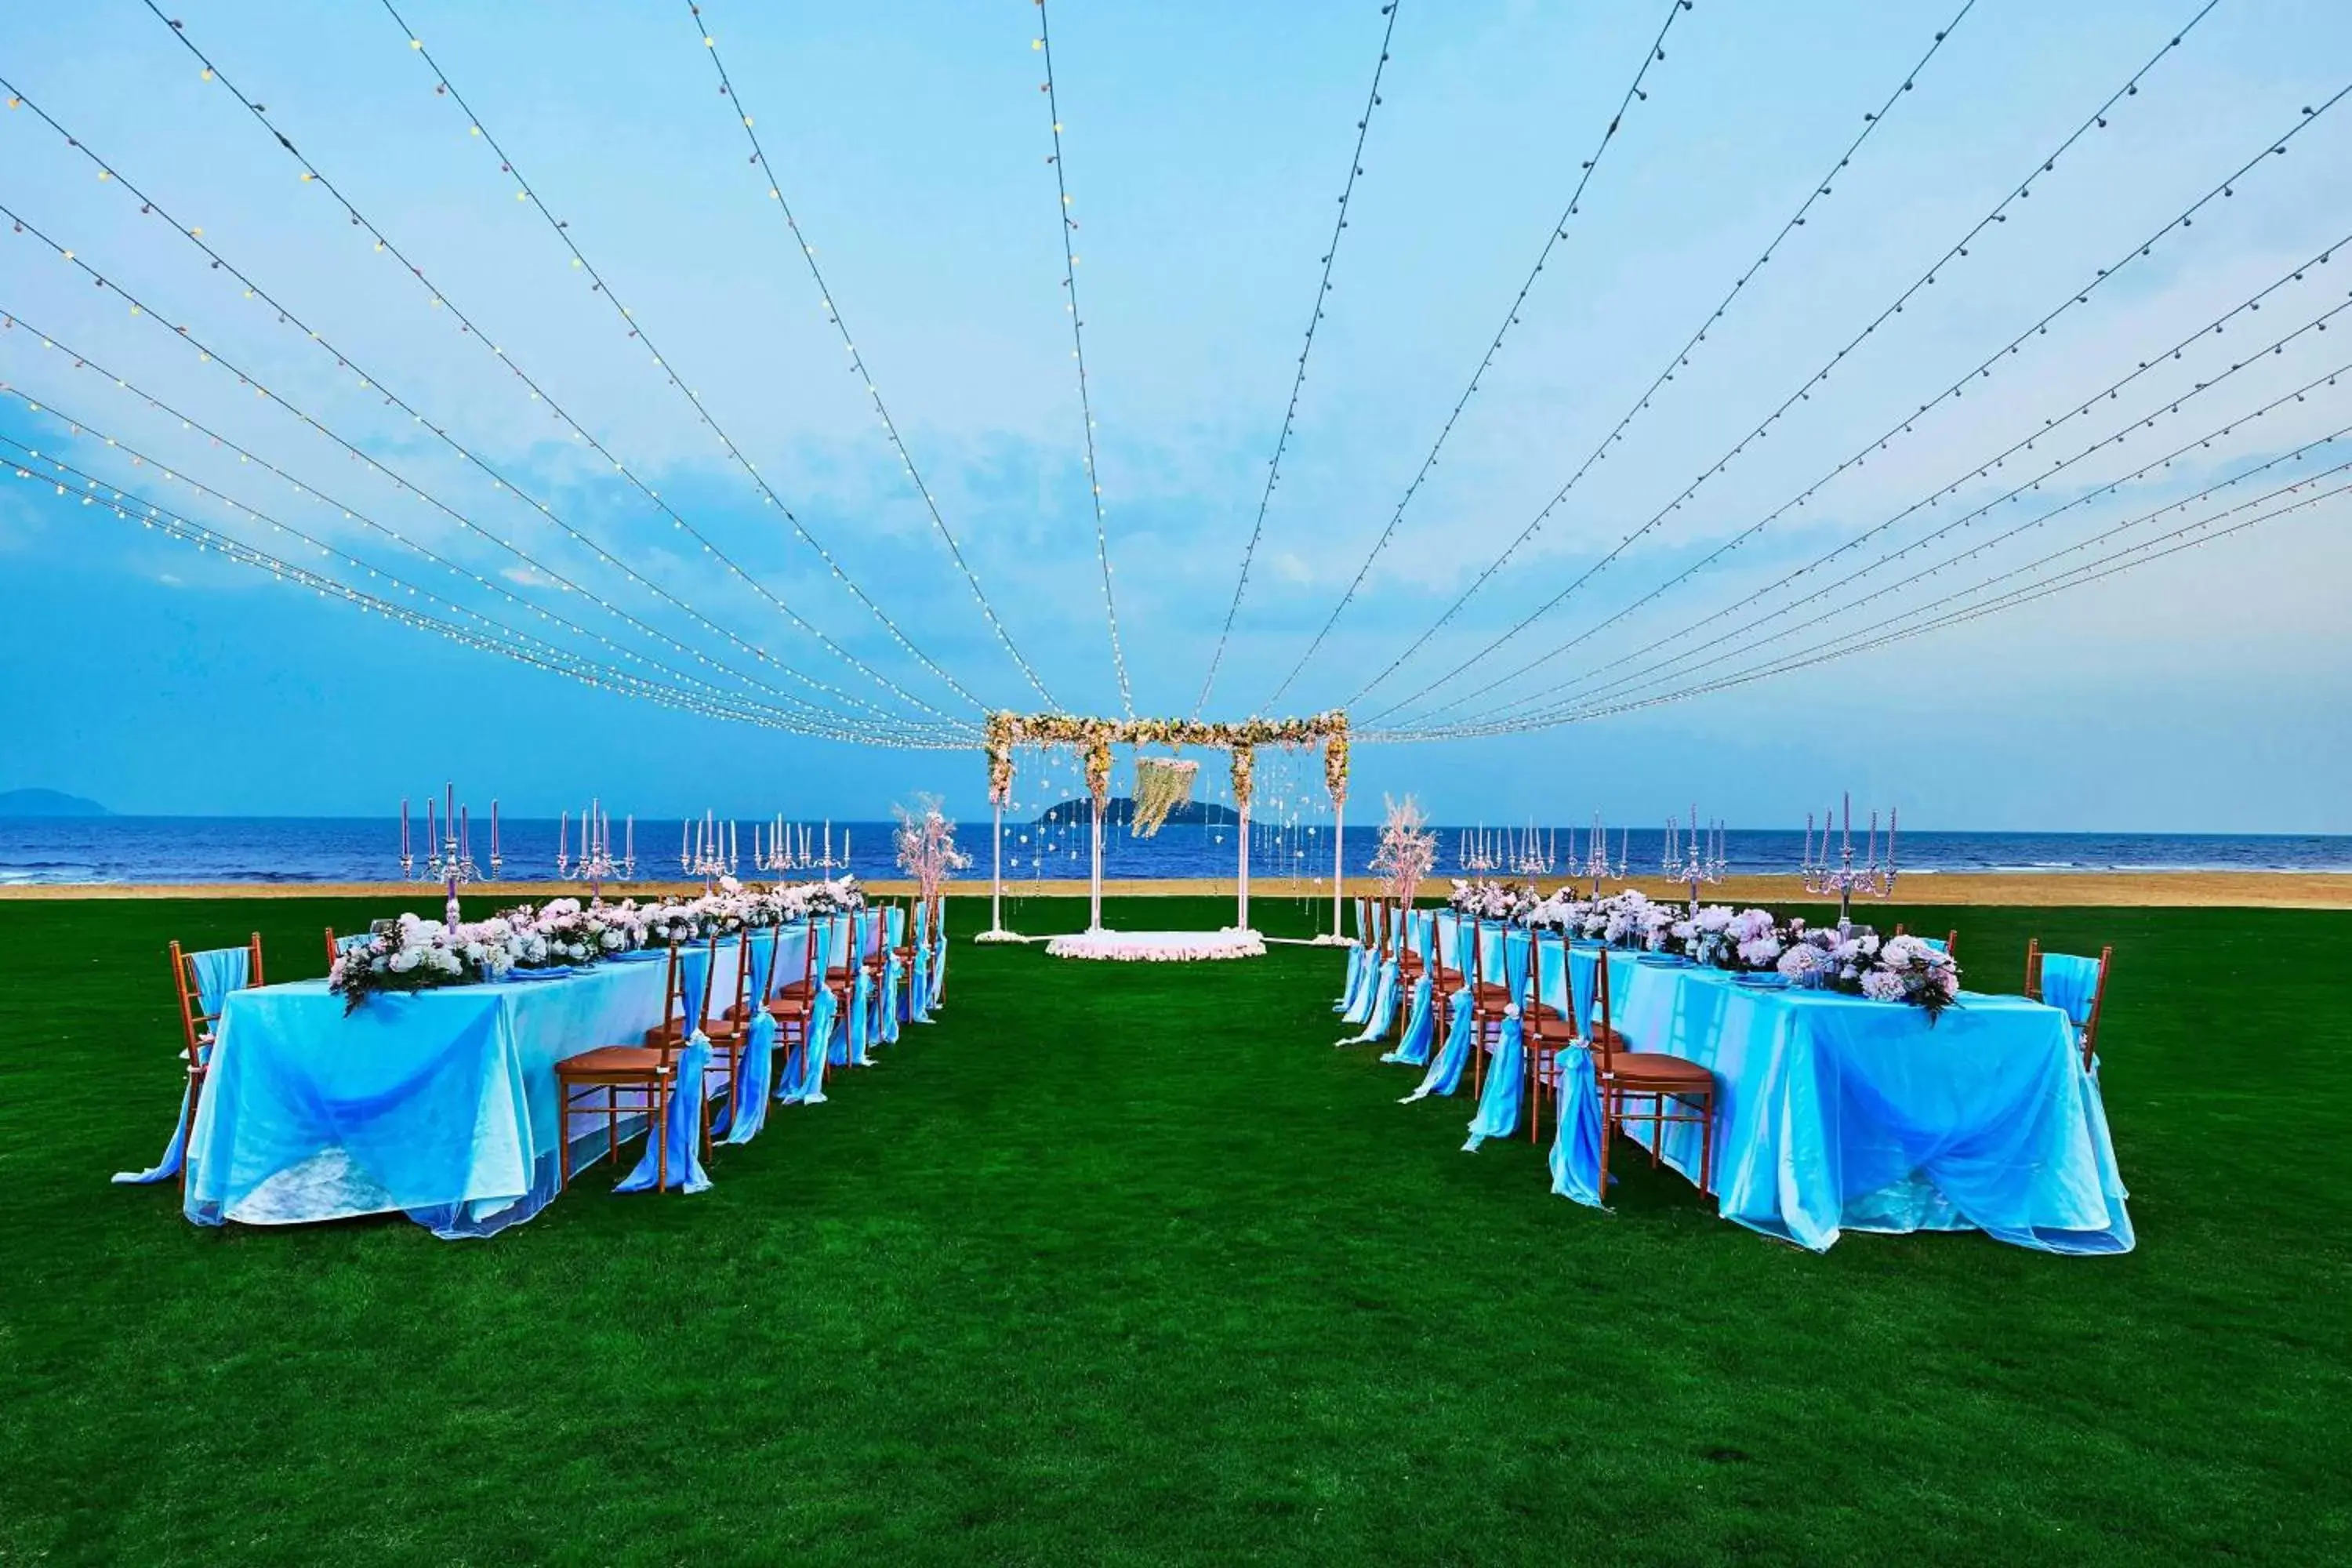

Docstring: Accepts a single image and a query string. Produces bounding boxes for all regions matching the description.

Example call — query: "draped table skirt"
[183,953,702,1240]
[1550,948,2133,1254]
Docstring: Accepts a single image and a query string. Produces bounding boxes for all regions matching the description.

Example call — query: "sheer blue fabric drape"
[114,943,252,1185]
[618,942,713,1192]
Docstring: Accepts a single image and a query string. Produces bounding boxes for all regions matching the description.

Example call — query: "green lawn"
[2,893,2347,1565]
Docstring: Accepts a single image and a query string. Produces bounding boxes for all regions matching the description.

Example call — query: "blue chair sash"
[618,942,714,1192]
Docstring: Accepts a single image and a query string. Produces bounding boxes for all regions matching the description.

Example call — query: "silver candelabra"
[559,797,633,904]
[1663,805,1727,915]
[680,810,738,891]
[1801,791,1898,930]
[1579,815,1628,898]
[402,782,491,926]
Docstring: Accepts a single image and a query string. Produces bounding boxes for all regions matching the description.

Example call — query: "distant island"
[0,788,110,817]
[1036,796,1240,828]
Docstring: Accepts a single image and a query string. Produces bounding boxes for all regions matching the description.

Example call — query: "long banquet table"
[183,953,691,1239]
[1553,946,2135,1254]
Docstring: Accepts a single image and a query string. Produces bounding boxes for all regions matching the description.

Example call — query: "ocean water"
[2,815,2347,887]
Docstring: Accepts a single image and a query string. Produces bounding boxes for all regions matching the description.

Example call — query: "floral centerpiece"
[494,896,641,969]
[1446,877,1540,922]
[1777,926,1960,1018]
[328,913,513,1012]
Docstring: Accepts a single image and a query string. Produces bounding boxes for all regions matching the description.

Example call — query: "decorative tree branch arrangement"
[892,795,971,911]
[1369,793,1437,908]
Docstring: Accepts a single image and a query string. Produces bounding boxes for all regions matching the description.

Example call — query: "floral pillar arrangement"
[1323,720,1351,939]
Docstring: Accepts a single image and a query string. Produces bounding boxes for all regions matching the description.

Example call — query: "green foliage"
[2,894,2347,1563]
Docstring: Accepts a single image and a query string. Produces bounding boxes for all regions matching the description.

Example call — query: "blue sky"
[2,0,2347,829]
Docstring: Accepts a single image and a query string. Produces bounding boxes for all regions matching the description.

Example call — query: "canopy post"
[1089,796,1105,932]
[1331,792,1344,937]
[1236,798,1250,931]
[989,799,1004,935]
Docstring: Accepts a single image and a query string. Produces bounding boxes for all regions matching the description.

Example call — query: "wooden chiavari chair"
[165,932,264,1189]
[892,898,921,1021]
[1466,919,1515,1098]
[555,941,697,1192]
[1893,924,1958,957]
[1585,956,1720,1199]
[1522,927,1577,1143]
[1390,898,1425,987]
[2026,938,2114,1072]
[765,916,824,1092]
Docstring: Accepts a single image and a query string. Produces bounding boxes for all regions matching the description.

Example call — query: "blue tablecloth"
[183,956,699,1239]
[1548,950,2134,1254]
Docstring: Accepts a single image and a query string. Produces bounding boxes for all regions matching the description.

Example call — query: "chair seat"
[1599,1051,1713,1090]
[557,1045,677,1081]
[765,996,816,1022]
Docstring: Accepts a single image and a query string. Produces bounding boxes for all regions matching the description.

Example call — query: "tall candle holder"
[1509,822,1557,879]
[679,810,738,891]
[1662,804,1726,915]
[1801,791,1898,931]
[416,781,486,926]
[559,798,633,904]
[1579,814,1628,898]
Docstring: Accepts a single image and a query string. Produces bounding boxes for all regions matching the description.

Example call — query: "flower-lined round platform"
[1044,928,1266,962]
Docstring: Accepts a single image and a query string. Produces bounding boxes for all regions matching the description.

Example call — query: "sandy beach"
[2,871,2347,909]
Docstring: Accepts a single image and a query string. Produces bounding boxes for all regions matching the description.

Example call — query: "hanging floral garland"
[984,710,1349,808]
[1131,756,1199,837]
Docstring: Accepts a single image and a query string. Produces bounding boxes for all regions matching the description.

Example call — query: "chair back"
[1354,896,1376,949]
[1530,927,1570,1017]
[169,934,263,1075]
[1475,920,1506,988]
[2027,939,2111,1070]
[771,919,818,1000]
[1403,908,1432,964]
[1431,909,1465,985]
[1586,954,1617,1071]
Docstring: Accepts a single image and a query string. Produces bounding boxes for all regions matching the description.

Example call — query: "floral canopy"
[983,710,1350,811]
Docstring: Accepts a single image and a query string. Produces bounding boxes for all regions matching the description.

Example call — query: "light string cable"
[0,435,891,735]
[1370,67,2347,730]
[1457,252,2352,730]
[1341,0,1981,709]
[1396,339,2352,739]
[1036,0,1134,717]
[0,358,947,742]
[1256,0,1696,713]
[1572,376,2352,721]
[116,13,979,732]
[1519,444,2352,731]
[665,0,1058,709]
[0,312,877,731]
[1190,0,1406,719]
[0,193,947,745]
[368,1,1009,717]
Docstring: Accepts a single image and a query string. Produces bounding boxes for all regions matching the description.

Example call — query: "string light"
[1257,0,1694,713]
[118,10,982,728]
[0,437,965,744]
[1192,0,1404,720]
[1422,458,2352,738]
[1572,379,2352,717]
[1036,0,1134,717]
[667,0,1061,709]
[367,1,1007,719]
[1370,74,2349,728]
[0,372,957,747]
[1341,0,1985,709]
[1384,420,2352,741]
[1461,260,2352,730]
[0,96,971,743]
